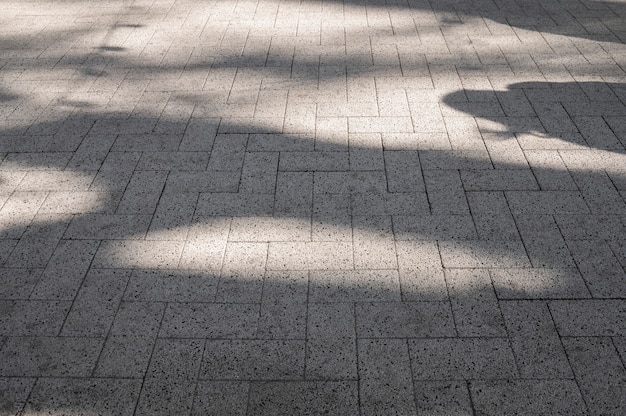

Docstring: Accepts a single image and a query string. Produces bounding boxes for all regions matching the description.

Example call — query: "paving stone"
[439,240,531,268]
[247,381,359,415]
[124,269,219,302]
[469,380,587,415]
[94,335,156,378]
[309,270,401,302]
[490,268,591,299]
[567,240,626,298]
[501,300,573,378]
[356,301,455,338]
[358,339,417,416]
[160,303,259,338]
[0,267,42,299]
[550,300,626,336]
[414,381,473,416]
[3,0,626,414]
[25,378,141,416]
[408,338,519,380]
[563,337,626,416]
[0,377,35,416]
[200,340,305,380]
[446,268,506,337]
[60,269,130,337]
[0,336,103,377]
[0,300,70,336]
[191,381,249,416]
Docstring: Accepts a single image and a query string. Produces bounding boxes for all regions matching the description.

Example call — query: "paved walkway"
[1,0,626,414]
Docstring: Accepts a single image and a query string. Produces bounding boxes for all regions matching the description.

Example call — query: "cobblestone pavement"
[0,0,626,414]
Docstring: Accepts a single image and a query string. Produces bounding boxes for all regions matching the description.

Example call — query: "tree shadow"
[443,81,626,151]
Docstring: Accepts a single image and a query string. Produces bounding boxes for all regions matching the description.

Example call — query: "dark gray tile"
[0,300,70,336]
[356,301,455,338]
[414,381,472,416]
[160,303,259,338]
[408,338,518,380]
[61,269,130,336]
[550,300,626,336]
[469,380,587,415]
[124,270,219,303]
[500,300,573,378]
[192,381,249,416]
[200,340,305,380]
[25,378,141,416]
[358,339,417,416]
[0,377,35,416]
[306,338,357,379]
[247,381,359,415]
[564,337,626,416]
[94,335,155,378]
[0,336,103,377]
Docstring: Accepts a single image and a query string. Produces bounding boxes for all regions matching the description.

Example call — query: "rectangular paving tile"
[64,214,152,239]
[160,303,259,338]
[490,268,591,299]
[192,381,249,416]
[439,240,531,268]
[0,378,36,416]
[0,300,70,336]
[309,270,401,302]
[408,338,519,380]
[200,340,305,380]
[124,269,219,303]
[469,380,586,416]
[358,339,417,416]
[0,336,104,377]
[414,381,473,416]
[550,300,626,336]
[563,337,626,416]
[25,378,141,416]
[500,300,573,378]
[247,381,359,416]
[445,268,506,337]
[355,301,455,338]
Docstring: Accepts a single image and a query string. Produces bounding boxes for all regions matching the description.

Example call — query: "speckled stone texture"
[1,0,626,414]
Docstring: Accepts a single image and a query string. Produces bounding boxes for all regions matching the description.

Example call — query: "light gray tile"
[0,268,42,299]
[439,240,531,268]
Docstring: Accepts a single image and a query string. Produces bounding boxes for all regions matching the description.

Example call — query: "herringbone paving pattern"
[1,0,626,414]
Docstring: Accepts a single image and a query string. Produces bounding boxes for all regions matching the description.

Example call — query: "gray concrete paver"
[1,0,626,414]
